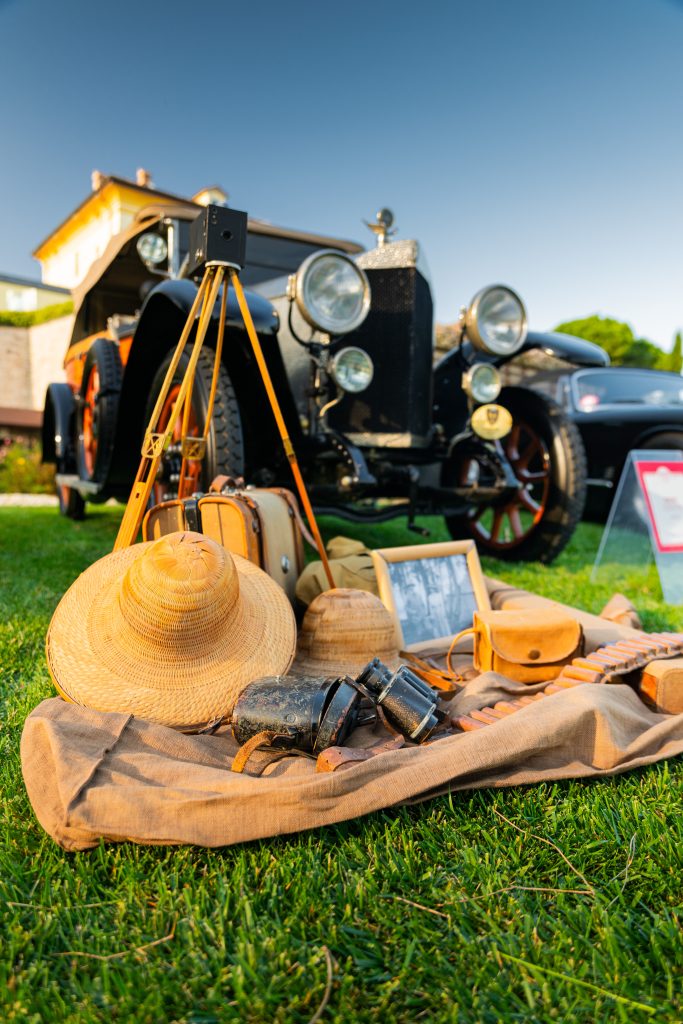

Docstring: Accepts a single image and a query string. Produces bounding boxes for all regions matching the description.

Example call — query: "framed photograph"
[371,540,490,653]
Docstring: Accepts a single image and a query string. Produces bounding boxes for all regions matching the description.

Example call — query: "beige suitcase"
[142,477,306,604]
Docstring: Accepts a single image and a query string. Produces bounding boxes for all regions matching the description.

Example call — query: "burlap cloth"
[21,579,683,851]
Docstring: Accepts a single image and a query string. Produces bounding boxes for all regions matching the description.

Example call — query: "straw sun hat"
[46,531,296,731]
[294,587,399,678]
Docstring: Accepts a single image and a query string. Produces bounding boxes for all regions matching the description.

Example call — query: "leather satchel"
[460,608,584,683]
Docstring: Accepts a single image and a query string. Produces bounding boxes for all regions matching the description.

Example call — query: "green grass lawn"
[1,507,682,1023]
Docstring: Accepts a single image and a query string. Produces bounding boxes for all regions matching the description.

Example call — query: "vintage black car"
[551,366,683,519]
[42,204,607,562]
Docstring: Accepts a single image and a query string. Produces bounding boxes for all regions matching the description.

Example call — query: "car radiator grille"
[326,266,434,446]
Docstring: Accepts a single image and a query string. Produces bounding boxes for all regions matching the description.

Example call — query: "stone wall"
[0,315,72,419]
[0,324,33,410]
[28,315,73,409]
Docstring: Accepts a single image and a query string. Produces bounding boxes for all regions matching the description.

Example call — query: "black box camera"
[187,204,248,278]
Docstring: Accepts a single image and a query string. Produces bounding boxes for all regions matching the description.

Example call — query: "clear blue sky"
[1,0,682,349]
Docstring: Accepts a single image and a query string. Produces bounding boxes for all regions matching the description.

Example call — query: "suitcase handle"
[210,474,246,494]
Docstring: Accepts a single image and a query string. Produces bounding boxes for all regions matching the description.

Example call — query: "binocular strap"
[231,731,315,776]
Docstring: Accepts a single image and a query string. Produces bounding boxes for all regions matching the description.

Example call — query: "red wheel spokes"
[514,436,540,472]
[463,419,552,549]
[489,508,504,543]
[518,490,542,515]
[153,385,202,501]
[508,506,524,539]
[82,367,100,478]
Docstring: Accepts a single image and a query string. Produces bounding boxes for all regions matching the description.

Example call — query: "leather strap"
[183,497,201,534]
[446,628,475,681]
[267,488,317,550]
[400,651,460,699]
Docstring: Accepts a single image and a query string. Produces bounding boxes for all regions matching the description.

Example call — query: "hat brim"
[46,542,296,730]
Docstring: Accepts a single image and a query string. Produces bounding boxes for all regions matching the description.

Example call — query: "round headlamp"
[136,232,168,266]
[463,363,501,404]
[464,285,527,356]
[331,347,374,393]
[291,250,371,336]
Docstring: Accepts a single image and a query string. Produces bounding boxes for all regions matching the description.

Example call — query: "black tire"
[639,431,683,454]
[146,348,244,500]
[57,482,86,520]
[76,337,122,483]
[444,390,587,563]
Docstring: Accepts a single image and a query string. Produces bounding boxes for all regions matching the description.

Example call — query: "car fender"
[139,277,280,337]
[432,330,609,434]
[42,383,76,466]
[520,331,610,367]
[107,279,297,487]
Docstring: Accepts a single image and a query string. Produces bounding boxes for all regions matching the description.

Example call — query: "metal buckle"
[181,437,206,460]
[141,433,169,458]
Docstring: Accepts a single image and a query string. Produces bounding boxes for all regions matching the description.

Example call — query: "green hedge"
[0,439,55,493]
[0,300,73,327]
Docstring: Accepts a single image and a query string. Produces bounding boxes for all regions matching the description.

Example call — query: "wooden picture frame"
[371,540,490,653]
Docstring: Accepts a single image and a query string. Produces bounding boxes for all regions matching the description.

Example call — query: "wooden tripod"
[113,262,336,590]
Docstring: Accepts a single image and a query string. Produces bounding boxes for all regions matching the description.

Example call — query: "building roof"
[0,407,42,429]
[33,174,363,261]
[0,272,69,294]
[32,175,194,258]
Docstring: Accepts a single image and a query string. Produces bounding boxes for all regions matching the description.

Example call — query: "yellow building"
[33,170,227,290]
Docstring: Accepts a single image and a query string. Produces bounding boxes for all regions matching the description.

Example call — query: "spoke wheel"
[152,385,202,503]
[146,348,245,504]
[76,337,122,484]
[444,389,586,563]
[464,421,551,550]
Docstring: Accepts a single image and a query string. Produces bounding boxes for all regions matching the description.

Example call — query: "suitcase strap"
[183,497,201,534]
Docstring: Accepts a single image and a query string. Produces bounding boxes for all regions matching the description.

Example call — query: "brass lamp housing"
[464,285,528,357]
[290,249,371,336]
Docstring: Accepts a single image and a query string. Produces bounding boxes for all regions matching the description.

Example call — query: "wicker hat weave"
[294,588,399,677]
[46,531,296,730]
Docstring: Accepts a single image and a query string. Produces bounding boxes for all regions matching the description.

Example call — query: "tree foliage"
[555,315,682,372]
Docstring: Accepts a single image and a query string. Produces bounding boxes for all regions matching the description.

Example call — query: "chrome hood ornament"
[364,207,396,248]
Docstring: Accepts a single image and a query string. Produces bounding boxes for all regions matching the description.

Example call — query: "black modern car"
[42,204,607,562]
[539,366,683,518]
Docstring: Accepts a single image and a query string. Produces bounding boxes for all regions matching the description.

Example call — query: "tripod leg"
[229,268,336,590]
[144,270,212,435]
[177,271,228,496]
[113,267,224,550]
[203,276,229,430]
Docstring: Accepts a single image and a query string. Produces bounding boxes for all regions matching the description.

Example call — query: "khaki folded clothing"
[21,580,683,851]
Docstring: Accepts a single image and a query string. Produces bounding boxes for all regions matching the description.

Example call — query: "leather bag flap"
[475,609,583,665]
